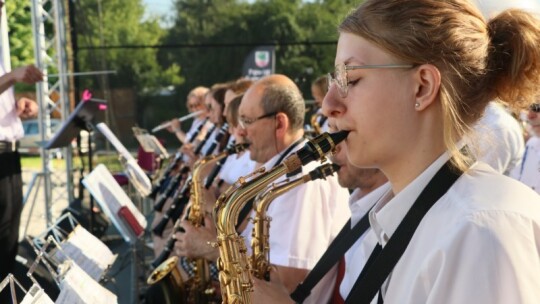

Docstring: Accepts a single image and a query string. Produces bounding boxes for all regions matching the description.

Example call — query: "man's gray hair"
[260,84,305,132]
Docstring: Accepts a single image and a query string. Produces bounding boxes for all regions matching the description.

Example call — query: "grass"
[21,153,124,173]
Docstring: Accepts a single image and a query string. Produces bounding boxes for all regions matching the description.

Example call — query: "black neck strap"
[345,158,463,304]
[290,207,372,303]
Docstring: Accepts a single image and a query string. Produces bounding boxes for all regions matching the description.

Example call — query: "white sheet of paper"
[82,164,147,243]
[53,225,116,281]
[55,262,117,304]
[20,284,54,304]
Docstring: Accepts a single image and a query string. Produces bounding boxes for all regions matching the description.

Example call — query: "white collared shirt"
[511,136,540,194]
[342,152,540,303]
[470,102,525,176]
[241,139,351,304]
[219,150,256,185]
[0,60,23,141]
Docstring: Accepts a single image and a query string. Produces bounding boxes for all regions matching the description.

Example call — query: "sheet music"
[97,122,152,197]
[55,262,117,304]
[82,164,147,243]
[21,284,54,304]
[53,225,116,281]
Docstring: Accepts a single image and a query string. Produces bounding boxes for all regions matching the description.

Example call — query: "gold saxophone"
[212,131,348,304]
[250,163,340,279]
[148,143,249,303]
[310,112,323,136]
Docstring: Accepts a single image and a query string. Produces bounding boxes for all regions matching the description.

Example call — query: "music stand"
[46,97,107,234]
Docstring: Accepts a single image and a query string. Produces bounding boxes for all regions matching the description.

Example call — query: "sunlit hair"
[312,75,328,96]
[340,0,540,169]
[259,82,305,132]
[226,94,243,128]
[187,86,209,105]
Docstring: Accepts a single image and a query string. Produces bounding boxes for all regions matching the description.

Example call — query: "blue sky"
[143,0,173,18]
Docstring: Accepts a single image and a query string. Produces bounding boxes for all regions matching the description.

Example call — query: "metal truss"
[30,0,73,226]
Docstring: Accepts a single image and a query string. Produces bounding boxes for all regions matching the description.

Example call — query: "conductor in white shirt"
[0,57,42,284]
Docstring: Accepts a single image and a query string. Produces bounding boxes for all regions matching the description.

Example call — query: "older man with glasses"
[236,74,351,304]
[0,0,43,292]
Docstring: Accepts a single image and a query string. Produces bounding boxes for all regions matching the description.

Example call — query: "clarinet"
[204,139,235,189]
[153,124,217,212]
[148,117,209,199]
[152,123,229,235]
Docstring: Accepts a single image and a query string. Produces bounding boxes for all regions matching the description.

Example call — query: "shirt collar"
[349,183,392,227]
[369,152,452,245]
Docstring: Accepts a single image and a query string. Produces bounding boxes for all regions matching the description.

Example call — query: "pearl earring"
[415,102,420,108]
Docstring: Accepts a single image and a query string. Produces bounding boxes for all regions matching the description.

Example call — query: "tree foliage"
[161,0,357,98]
[5,0,34,68]
[75,0,183,93]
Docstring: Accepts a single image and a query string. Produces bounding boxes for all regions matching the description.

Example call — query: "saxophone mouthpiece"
[296,130,349,165]
[308,163,340,181]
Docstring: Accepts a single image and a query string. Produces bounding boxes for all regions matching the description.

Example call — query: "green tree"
[5,0,34,68]
[75,0,183,93]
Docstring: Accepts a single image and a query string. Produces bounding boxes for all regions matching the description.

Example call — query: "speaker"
[60,199,109,239]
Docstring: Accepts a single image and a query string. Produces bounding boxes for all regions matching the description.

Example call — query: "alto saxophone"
[147,143,249,303]
[212,131,348,304]
[250,163,339,279]
[310,113,323,136]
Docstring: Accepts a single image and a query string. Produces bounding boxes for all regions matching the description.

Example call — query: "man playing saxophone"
[232,74,350,303]
[252,121,389,303]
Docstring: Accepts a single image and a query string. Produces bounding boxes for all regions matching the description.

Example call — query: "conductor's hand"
[174,216,218,261]
[11,65,43,84]
[252,266,295,304]
[16,97,38,119]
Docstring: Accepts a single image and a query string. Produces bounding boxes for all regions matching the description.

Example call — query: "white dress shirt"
[470,102,525,176]
[219,150,256,185]
[0,60,23,141]
[241,139,351,304]
[511,136,540,194]
[342,152,540,304]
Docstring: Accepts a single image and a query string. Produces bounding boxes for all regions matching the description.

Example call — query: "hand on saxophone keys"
[174,216,219,261]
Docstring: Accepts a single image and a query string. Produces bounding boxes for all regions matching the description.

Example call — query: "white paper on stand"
[20,284,54,304]
[55,261,117,304]
[82,164,147,243]
[53,225,116,281]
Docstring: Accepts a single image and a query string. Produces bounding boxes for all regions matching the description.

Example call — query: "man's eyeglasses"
[238,112,277,129]
[530,103,540,113]
[328,62,415,98]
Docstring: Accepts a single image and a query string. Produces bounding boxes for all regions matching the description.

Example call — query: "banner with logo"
[242,46,275,80]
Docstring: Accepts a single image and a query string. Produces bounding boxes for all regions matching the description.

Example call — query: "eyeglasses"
[238,112,277,129]
[530,103,540,113]
[328,62,415,98]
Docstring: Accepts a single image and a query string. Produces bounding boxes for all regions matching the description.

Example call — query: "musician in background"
[167,86,210,145]
[224,77,253,111]
[236,74,350,303]
[511,101,540,194]
[252,122,388,303]
[470,101,524,176]
[310,75,329,134]
[172,94,256,293]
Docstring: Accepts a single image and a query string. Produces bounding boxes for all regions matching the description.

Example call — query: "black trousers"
[0,151,23,281]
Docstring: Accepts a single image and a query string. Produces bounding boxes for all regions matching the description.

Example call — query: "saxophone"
[147,143,249,303]
[212,131,348,304]
[310,113,322,136]
[250,163,339,279]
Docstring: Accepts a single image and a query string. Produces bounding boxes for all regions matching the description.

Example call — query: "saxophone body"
[213,131,348,304]
[250,163,339,280]
[310,112,322,136]
[148,143,249,303]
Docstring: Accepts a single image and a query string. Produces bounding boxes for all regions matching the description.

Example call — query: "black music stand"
[45,98,107,234]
